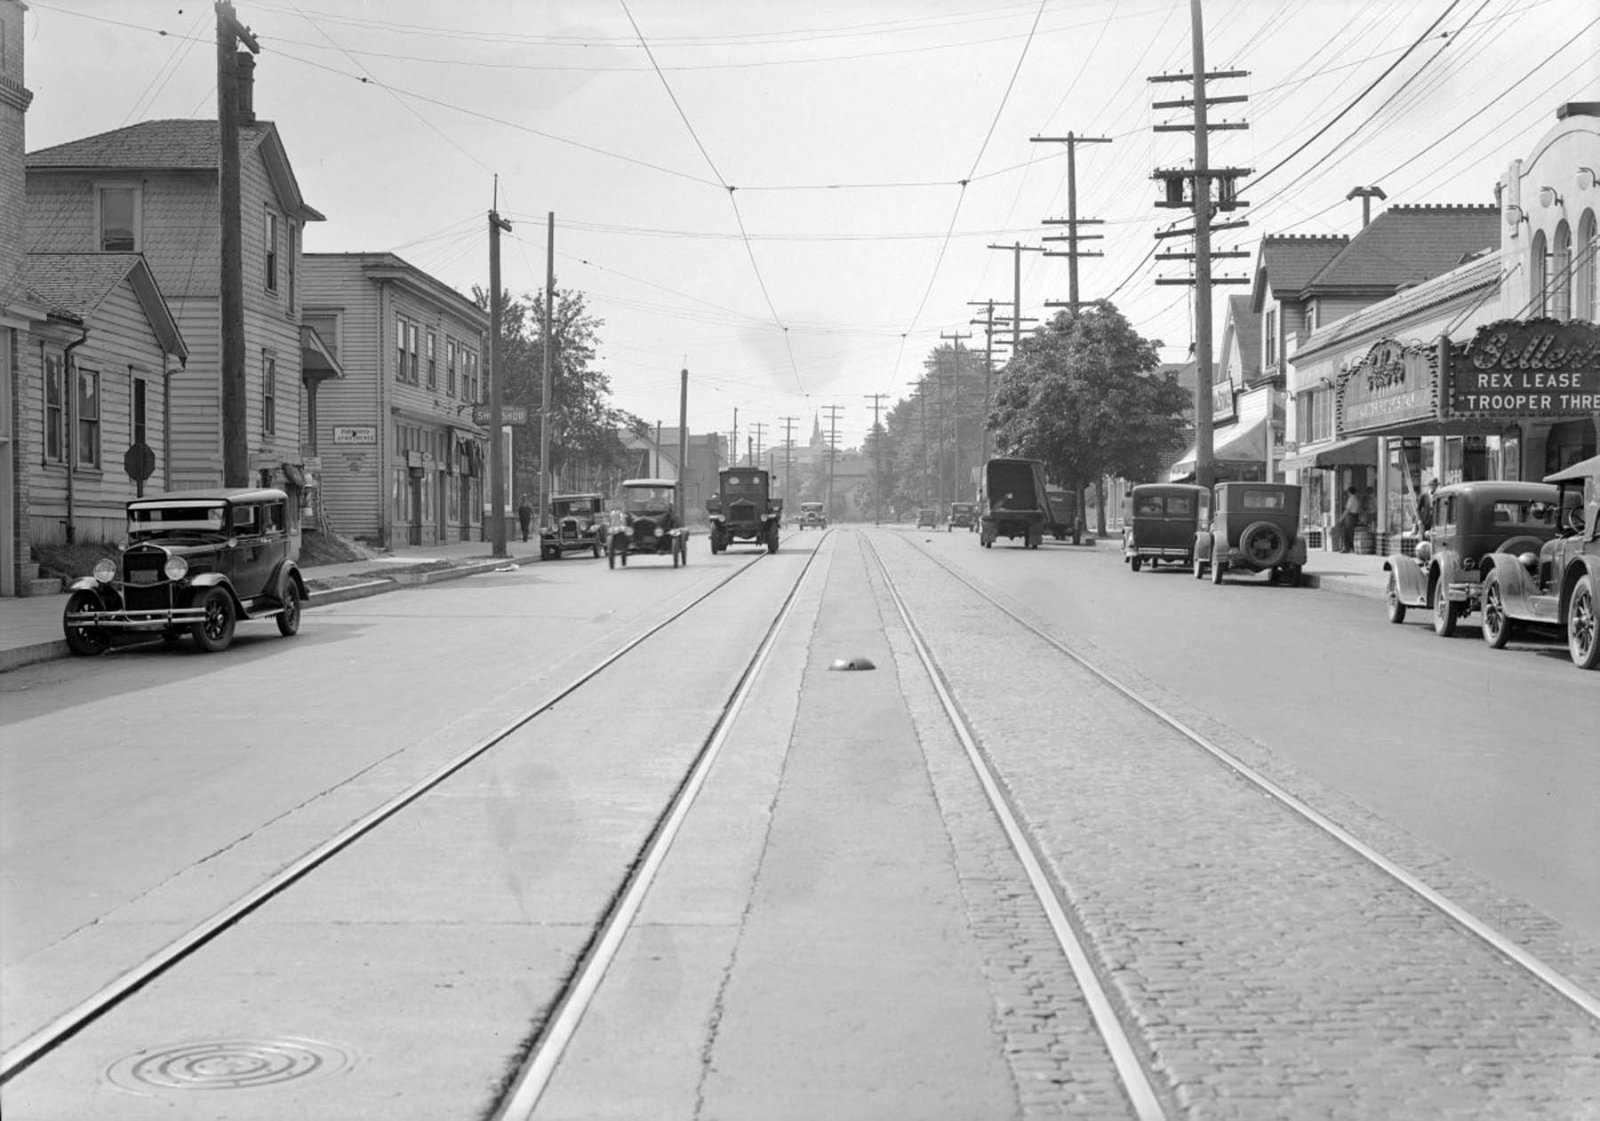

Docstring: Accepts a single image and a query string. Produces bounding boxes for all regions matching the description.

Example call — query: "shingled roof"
[27,119,324,222]
[1226,294,1262,380]
[1304,204,1498,295]
[1254,234,1348,304]
[19,252,188,360]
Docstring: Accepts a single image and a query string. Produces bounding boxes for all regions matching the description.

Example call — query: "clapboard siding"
[305,256,384,537]
[25,282,173,546]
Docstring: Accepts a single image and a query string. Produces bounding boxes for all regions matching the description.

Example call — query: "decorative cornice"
[0,74,33,112]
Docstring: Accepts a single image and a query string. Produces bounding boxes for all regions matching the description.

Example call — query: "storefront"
[1167,383,1278,484]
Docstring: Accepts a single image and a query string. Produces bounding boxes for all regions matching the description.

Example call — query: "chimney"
[236,51,255,124]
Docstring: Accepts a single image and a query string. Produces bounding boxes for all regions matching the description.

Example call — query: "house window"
[97,186,139,251]
[77,367,100,467]
[464,348,479,402]
[262,351,277,435]
[395,316,409,382]
[43,351,65,462]
[426,330,437,389]
[408,322,419,383]
[1530,229,1548,317]
[286,224,297,311]
[264,209,279,292]
[304,312,339,358]
[446,339,457,396]
[1264,308,1278,367]
[1552,221,1572,320]
[1313,387,1333,441]
[133,376,147,446]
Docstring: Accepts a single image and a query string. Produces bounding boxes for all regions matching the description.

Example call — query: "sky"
[18,0,1600,452]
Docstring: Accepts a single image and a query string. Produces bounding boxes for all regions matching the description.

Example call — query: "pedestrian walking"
[1337,487,1361,552]
[517,495,534,542]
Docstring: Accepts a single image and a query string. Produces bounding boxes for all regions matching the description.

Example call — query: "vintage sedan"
[948,501,978,531]
[62,487,306,655]
[606,479,689,568]
[1124,483,1209,571]
[707,468,782,554]
[1193,482,1306,585]
[1475,456,1599,669]
[1382,480,1564,637]
[539,493,605,560]
[916,507,938,529]
[798,501,827,529]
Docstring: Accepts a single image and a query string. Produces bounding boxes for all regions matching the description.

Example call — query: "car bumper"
[65,605,206,630]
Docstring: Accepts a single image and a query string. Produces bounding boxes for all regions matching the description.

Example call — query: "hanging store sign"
[1451,319,1600,416]
[1337,339,1439,435]
[1212,381,1236,424]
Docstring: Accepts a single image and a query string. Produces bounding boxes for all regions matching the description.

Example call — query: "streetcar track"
[887,528,1600,1026]
[0,532,819,1085]
[863,534,1170,1121]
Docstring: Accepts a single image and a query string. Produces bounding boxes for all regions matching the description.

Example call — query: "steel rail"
[864,536,1171,1121]
[893,531,1600,1026]
[492,530,827,1119]
[0,534,812,1083]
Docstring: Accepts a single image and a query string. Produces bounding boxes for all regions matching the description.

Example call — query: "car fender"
[1193,530,1213,562]
[1383,554,1428,605]
[269,560,307,603]
[1479,551,1538,615]
[1287,537,1307,566]
[67,575,104,594]
[1559,554,1600,622]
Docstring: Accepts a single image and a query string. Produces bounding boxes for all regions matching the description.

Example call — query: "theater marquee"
[1451,319,1600,417]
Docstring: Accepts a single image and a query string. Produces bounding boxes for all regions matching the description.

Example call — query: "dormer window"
[97,186,140,251]
[264,209,280,292]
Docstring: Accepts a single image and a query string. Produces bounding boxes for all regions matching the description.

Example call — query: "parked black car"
[1193,482,1306,585]
[1475,456,1599,668]
[948,501,978,531]
[62,487,306,655]
[707,468,782,554]
[1123,483,1208,571]
[540,493,605,560]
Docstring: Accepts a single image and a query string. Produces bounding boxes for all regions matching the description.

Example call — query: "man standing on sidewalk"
[1338,487,1361,552]
[517,495,534,543]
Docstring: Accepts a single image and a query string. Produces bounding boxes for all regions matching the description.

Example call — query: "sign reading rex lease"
[1452,319,1600,416]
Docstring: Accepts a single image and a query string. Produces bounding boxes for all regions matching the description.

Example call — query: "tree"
[476,283,645,500]
[988,301,1187,541]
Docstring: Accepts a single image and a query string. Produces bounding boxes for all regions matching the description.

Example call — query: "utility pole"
[821,404,844,519]
[1150,0,1250,491]
[216,1,258,488]
[780,415,797,512]
[536,211,554,548]
[750,421,766,466]
[907,384,929,508]
[677,368,688,528]
[987,243,1046,351]
[939,331,970,513]
[487,196,512,558]
[969,299,1034,471]
[1032,133,1111,312]
[731,408,739,468]
[864,393,888,523]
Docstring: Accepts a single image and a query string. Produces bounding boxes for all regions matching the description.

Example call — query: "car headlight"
[163,555,189,581]
[93,558,117,583]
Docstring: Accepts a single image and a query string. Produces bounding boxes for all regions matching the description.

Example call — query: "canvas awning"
[1279,435,1379,472]
[1167,388,1271,479]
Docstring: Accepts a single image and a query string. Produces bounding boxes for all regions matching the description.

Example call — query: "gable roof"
[19,252,188,361]
[1304,204,1498,295]
[1225,294,1262,380]
[27,119,324,223]
[1252,235,1348,309]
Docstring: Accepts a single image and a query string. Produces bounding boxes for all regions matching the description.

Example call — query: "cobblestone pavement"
[872,533,1600,1120]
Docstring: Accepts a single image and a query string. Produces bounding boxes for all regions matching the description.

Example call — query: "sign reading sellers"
[1453,319,1600,416]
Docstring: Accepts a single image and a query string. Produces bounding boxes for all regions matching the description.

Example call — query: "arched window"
[1579,210,1598,322]
[1551,221,1572,320]
[1529,229,1548,317]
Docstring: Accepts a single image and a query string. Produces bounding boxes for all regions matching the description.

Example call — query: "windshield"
[128,503,226,537]
[722,473,768,495]
[623,488,673,515]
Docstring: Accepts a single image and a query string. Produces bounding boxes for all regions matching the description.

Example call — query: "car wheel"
[1385,575,1406,623]
[1569,574,1599,670]
[1239,521,1288,569]
[766,527,779,554]
[1130,557,1142,573]
[191,587,236,653]
[1432,590,1459,637]
[1479,573,1513,649]
[592,543,601,559]
[62,590,112,656]
[275,582,302,637]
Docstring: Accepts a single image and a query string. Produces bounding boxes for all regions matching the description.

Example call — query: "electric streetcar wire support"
[0,544,793,1085]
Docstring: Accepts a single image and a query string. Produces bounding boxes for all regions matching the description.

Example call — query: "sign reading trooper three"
[1450,318,1600,417]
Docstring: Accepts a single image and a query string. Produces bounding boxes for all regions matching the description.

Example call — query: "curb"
[1301,572,1386,600]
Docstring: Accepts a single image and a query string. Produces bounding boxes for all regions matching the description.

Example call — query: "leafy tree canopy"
[989,301,1187,492]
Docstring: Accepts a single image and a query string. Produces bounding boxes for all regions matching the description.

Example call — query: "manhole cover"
[107,1037,352,1094]
[829,656,876,671]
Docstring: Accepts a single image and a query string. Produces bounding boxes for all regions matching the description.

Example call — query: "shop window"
[1552,221,1571,320]
[446,339,457,396]
[262,351,277,435]
[132,376,147,446]
[395,316,408,382]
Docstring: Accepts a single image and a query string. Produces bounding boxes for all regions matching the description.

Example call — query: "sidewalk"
[0,536,1394,674]
[0,538,545,673]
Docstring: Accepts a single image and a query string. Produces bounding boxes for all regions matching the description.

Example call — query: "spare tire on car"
[1239,520,1288,569]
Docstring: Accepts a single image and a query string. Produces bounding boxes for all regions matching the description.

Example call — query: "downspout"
[163,353,175,491]
[63,327,90,543]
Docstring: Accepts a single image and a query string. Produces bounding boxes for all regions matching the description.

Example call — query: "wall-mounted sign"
[1212,381,1236,424]
[471,405,528,425]
[332,425,377,445]
[1451,319,1600,416]
[1337,339,1438,435]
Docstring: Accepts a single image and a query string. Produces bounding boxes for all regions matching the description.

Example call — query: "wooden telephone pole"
[1031,133,1111,312]
[216,1,258,487]
[488,200,512,557]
